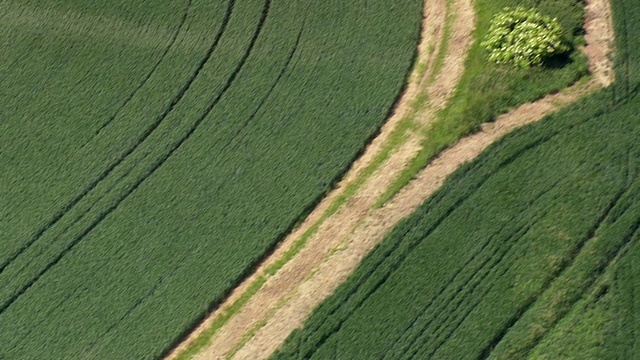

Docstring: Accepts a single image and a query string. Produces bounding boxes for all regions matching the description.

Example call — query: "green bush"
[482,7,569,68]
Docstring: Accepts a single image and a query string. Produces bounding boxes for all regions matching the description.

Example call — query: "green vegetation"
[376,0,589,206]
[0,0,422,359]
[176,275,267,360]
[482,7,569,68]
[273,0,640,358]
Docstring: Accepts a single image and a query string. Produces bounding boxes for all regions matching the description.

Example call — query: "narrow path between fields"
[167,0,614,358]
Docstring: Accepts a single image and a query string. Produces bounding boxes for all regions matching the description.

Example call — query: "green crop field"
[0,0,422,358]
[273,0,640,358]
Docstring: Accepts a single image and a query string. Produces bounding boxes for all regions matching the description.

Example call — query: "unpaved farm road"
[167,0,614,358]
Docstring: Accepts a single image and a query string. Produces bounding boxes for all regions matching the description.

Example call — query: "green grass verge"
[375,0,589,207]
[175,275,268,360]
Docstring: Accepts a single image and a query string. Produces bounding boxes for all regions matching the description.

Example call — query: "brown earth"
[584,0,616,87]
[167,0,614,358]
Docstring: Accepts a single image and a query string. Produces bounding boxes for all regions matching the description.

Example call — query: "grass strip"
[175,275,267,360]
[375,0,589,207]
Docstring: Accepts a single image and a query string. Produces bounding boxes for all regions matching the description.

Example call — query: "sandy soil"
[167,0,614,358]
[584,0,615,87]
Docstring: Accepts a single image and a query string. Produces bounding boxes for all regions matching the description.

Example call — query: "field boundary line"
[168,0,614,358]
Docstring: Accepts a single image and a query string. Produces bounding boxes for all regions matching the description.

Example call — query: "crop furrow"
[424,244,523,359]
[380,234,501,359]
[476,181,633,359]
[87,0,193,143]
[383,178,561,359]
[150,0,271,169]
[524,224,640,358]
[610,152,636,223]
[154,18,305,243]
[424,165,631,357]
[5,162,140,285]
[216,19,304,157]
[386,219,545,358]
[0,0,236,276]
[422,212,568,357]
[404,221,542,359]
[0,0,271,316]
[74,19,303,355]
[474,276,558,358]
[81,243,206,356]
[511,179,640,357]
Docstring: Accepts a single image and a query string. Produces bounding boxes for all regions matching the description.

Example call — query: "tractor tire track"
[477,177,634,359]
[515,220,640,359]
[385,180,561,359]
[0,0,235,276]
[75,18,304,356]
[425,157,634,357]
[0,0,274,316]
[404,210,558,358]
[81,241,208,357]
[210,19,304,162]
[396,224,537,359]
[498,168,640,358]
[525,223,640,358]
[86,0,193,143]
[424,234,533,359]
[10,1,298,293]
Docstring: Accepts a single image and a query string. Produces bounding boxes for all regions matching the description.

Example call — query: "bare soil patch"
[584,0,615,87]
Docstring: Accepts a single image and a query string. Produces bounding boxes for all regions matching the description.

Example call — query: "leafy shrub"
[482,7,569,68]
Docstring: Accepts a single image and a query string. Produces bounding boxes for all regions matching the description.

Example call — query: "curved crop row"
[0,0,246,313]
[0,0,422,358]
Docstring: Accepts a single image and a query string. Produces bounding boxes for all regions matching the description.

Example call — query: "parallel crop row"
[0,0,422,358]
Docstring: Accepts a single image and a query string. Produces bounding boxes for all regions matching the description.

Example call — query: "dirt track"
[167,0,614,358]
